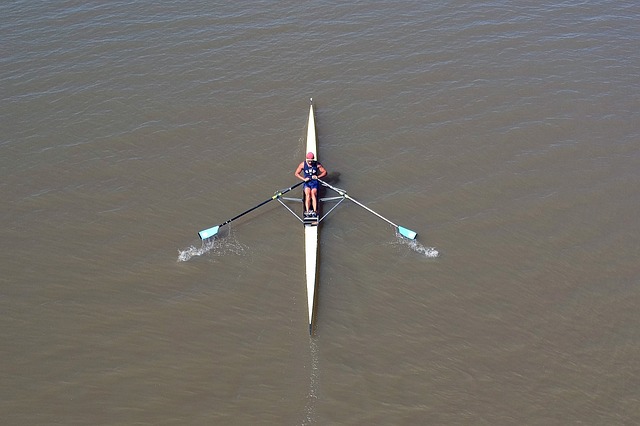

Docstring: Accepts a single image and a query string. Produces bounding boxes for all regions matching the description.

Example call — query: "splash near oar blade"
[398,226,417,240]
[198,225,220,240]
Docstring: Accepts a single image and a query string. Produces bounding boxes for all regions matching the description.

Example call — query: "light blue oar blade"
[198,225,220,240]
[398,226,417,240]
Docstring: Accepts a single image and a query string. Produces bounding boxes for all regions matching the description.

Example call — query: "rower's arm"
[294,162,306,181]
[317,164,327,179]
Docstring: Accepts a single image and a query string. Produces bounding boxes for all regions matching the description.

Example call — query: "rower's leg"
[304,187,312,212]
[311,188,318,212]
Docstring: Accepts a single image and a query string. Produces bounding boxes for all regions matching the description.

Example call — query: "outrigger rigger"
[197,98,418,335]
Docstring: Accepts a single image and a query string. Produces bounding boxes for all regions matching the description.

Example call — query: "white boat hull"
[305,225,318,331]
[305,100,319,334]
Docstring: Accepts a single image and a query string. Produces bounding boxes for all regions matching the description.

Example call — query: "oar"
[318,179,417,240]
[198,181,305,240]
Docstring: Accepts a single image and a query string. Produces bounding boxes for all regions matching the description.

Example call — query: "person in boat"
[295,152,327,216]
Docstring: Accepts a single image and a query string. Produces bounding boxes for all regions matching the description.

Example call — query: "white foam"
[408,239,440,258]
[177,245,204,262]
[394,232,440,258]
[177,229,246,262]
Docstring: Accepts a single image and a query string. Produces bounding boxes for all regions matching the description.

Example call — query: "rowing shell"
[304,99,319,334]
[197,99,420,335]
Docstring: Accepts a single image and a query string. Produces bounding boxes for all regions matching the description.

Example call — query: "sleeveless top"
[303,161,321,188]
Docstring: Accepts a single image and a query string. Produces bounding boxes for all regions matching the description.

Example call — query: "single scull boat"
[197,98,419,335]
[303,99,319,334]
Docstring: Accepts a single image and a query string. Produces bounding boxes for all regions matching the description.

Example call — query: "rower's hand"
[312,175,317,180]
[304,177,311,182]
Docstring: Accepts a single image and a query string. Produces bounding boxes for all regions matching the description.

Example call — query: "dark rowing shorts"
[304,179,319,190]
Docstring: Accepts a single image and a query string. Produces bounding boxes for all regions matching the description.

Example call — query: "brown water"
[2,1,640,424]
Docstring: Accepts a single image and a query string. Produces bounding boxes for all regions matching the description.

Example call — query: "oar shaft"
[221,197,272,227]
[318,178,417,239]
[223,180,305,226]
[318,179,398,227]
[346,196,399,228]
[199,181,305,239]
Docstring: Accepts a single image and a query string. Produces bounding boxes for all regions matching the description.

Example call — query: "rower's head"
[306,152,316,163]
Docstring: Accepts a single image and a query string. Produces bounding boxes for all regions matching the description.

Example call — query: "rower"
[294,152,327,216]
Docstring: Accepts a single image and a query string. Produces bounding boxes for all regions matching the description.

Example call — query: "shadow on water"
[322,171,341,185]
